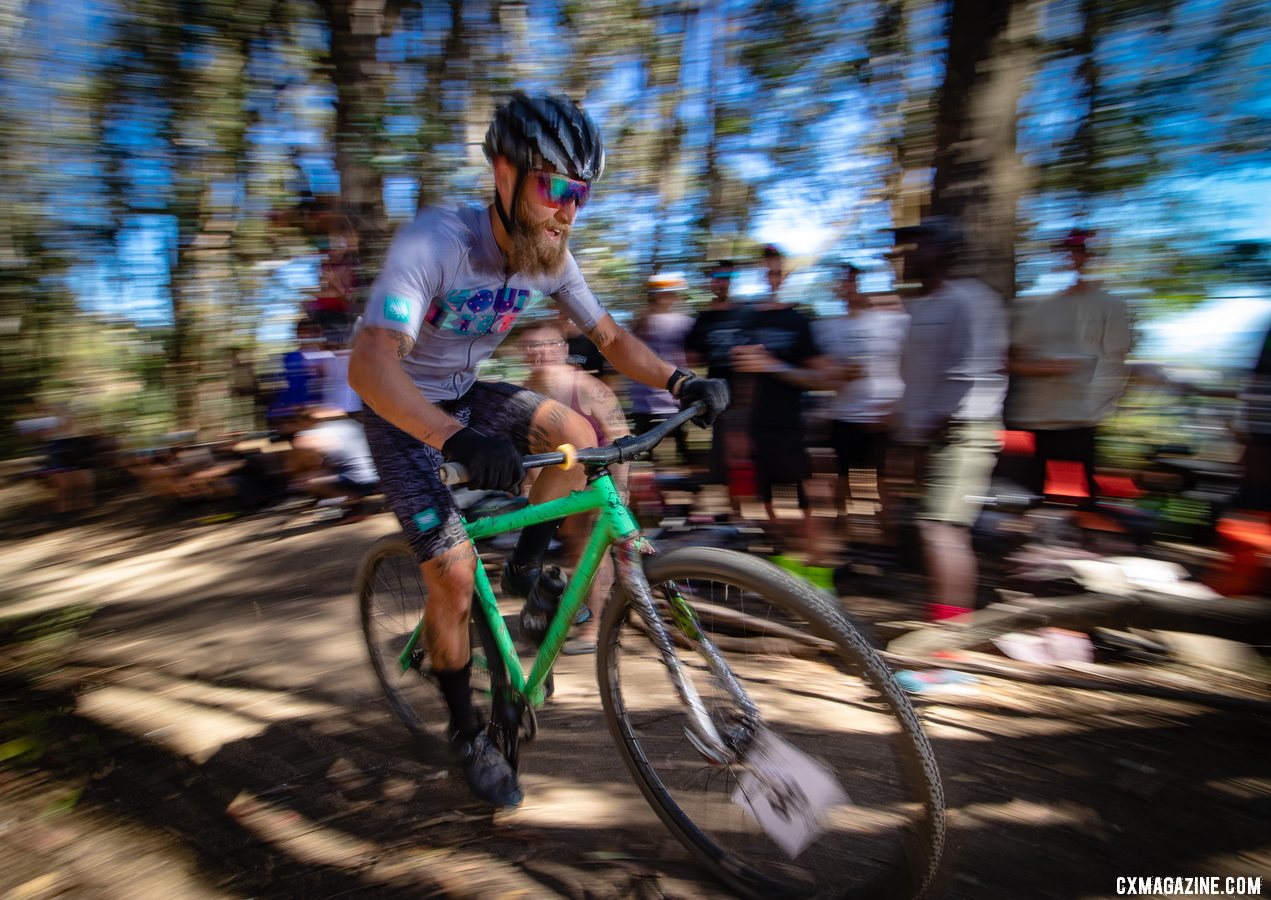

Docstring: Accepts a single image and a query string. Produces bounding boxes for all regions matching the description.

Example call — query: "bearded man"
[347,92,727,808]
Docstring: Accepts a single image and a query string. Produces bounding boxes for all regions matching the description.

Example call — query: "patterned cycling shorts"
[363,381,546,564]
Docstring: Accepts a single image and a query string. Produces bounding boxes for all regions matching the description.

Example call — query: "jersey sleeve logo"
[384,295,412,323]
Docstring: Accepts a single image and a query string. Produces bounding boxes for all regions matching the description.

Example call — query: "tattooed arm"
[572,370,631,500]
[586,313,679,389]
[348,326,463,449]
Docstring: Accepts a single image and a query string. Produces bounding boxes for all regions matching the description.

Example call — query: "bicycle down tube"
[400,471,638,702]
[492,475,760,763]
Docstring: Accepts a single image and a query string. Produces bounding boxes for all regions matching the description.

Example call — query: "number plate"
[731,728,850,858]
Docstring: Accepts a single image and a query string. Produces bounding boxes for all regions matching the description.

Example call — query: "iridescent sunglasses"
[532,171,591,209]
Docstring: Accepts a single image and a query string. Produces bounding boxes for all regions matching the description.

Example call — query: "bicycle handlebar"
[438,400,707,487]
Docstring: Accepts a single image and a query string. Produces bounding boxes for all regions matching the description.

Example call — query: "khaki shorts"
[917,420,1002,527]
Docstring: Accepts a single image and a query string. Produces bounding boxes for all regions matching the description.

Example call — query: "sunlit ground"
[1,497,1268,898]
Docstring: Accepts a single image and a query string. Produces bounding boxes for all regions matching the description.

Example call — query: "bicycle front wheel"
[598,547,945,899]
[357,535,506,745]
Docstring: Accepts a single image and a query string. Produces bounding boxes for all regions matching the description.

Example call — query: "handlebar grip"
[439,462,468,486]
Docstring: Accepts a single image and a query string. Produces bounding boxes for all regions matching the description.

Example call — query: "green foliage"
[1,0,1269,448]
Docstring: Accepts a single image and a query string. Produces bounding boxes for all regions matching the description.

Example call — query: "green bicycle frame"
[397,470,640,705]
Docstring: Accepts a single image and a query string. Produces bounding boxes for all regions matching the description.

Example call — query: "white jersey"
[362,204,608,402]
[815,309,909,423]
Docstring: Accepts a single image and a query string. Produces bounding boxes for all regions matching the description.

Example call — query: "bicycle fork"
[615,540,761,766]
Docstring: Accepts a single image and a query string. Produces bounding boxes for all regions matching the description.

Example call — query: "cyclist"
[347,91,727,808]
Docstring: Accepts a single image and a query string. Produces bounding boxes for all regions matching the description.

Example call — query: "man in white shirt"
[1008,229,1132,503]
[815,263,908,544]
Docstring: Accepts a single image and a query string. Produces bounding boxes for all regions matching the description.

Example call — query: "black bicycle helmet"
[483,91,605,182]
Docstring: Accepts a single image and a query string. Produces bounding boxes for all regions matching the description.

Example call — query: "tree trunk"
[1072,0,1101,217]
[324,0,395,273]
[931,0,1037,301]
[416,0,468,211]
[649,4,696,272]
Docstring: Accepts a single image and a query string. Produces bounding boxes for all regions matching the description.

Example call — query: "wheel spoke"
[599,547,944,899]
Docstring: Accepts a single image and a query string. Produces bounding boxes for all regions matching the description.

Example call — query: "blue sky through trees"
[3,0,1268,349]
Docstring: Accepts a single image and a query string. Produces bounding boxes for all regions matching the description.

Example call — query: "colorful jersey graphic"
[363,204,607,402]
[422,285,546,336]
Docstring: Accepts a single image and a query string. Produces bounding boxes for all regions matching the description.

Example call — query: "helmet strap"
[493,168,528,239]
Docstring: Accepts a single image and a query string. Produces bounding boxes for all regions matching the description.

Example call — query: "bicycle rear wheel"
[357,535,506,745]
[598,547,945,899]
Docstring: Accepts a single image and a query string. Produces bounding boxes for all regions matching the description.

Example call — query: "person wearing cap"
[347,92,728,809]
[1007,228,1132,503]
[685,259,752,495]
[889,217,1008,621]
[629,272,694,463]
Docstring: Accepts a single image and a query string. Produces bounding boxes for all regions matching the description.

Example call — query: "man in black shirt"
[685,260,748,488]
[732,246,840,559]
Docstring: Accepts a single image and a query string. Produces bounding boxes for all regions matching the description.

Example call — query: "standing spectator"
[1235,319,1271,511]
[685,259,753,495]
[629,273,693,464]
[890,218,1008,621]
[31,405,98,516]
[732,245,838,560]
[815,263,908,546]
[1008,229,1132,502]
[316,332,364,419]
[305,212,362,345]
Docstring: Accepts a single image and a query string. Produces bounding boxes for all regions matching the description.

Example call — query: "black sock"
[435,662,480,739]
[511,518,563,570]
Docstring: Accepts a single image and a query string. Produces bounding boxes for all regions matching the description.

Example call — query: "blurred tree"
[92,0,269,427]
[927,0,1038,300]
[313,0,409,271]
[647,3,696,271]
[3,0,1270,457]
[688,1,885,274]
[1023,0,1271,303]
[408,0,470,210]
[0,1,116,448]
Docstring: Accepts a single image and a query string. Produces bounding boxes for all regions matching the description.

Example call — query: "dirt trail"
[1,504,1269,899]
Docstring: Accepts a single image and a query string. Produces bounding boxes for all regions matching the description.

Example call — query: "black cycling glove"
[442,426,525,494]
[674,374,730,428]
